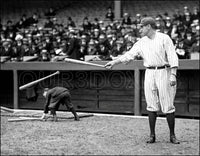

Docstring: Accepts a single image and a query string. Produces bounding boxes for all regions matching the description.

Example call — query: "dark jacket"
[66,37,81,60]
[44,87,70,113]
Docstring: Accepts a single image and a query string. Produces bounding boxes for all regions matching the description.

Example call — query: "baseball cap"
[139,17,156,27]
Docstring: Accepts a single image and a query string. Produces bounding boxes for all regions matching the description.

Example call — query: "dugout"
[0,60,199,119]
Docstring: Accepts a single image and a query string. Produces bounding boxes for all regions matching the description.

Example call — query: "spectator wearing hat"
[6,20,15,36]
[39,49,51,61]
[164,17,173,31]
[7,31,15,41]
[113,20,122,31]
[82,17,92,33]
[105,7,115,22]
[21,14,29,28]
[176,20,185,36]
[79,37,88,60]
[191,7,200,21]
[0,40,14,58]
[172,9,183,21]
[155,15,165,33]
[21,39,33,56]
[170,23,182,43]
[87,39,97,55]
[66,17,76,28]
[119,26,127,37]
[110,39,124,57]
[30,44,40,57]
[0,32,6,41]
[182,12,192,30]
[15,18,25,30]
[66,30,81,60]
[175,38,189,59]
[183,31,196,50]
[92,18,100,30]
[99,20,105,30]
[99,33,111,50]
[133,13,142,25]
[31,25,40,35]
[27,13,39,26]
[182,6,191,19]
[107,33,117,51]
[92,29,100,41]
[97,34,111,60]
[122,13,132,26]
[190,21,199,36]
[123,40,134,54]
[44,34,53,52]
[189,35,199,59]
[98,42,111,60]
[13,38,24,61]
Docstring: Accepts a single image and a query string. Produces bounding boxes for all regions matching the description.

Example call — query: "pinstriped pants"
[144,68,176,114]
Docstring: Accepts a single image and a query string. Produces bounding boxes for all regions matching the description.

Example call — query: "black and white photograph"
[0,0,199,155]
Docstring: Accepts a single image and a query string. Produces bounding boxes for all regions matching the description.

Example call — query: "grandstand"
[1,0,199,25]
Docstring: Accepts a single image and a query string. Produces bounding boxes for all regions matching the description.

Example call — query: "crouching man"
[41,86,80,121]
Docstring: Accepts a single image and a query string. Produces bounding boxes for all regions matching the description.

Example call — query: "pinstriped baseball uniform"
[119,32,179,113]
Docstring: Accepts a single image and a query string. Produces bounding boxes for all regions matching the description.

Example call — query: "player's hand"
[169,74,177,86]
[104,60,115,69]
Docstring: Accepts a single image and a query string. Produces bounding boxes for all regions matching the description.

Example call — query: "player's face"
[139,24,149,37]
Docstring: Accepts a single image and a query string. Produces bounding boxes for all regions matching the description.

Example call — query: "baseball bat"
[19,71,60,90]
[64,58,105,68]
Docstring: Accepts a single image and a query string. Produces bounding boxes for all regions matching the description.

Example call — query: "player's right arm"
[44,92,51,114]
[104,41,142,69]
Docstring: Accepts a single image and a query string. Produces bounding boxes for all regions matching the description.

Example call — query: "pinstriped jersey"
[119,32,179,68]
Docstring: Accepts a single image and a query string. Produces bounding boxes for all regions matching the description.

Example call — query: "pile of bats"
[1,106,93,122]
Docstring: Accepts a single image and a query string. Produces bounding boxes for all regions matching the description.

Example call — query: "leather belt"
[147,66,169,69]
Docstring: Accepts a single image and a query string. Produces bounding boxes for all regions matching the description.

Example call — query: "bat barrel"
[64,58,105,68]
[19,71,60,90]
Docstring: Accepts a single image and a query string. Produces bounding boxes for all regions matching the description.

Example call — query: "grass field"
[1,111,199,155]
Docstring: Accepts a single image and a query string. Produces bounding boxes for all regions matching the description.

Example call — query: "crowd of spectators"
[0,6,199,62]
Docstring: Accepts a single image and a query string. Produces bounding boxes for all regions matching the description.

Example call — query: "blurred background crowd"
[0,1,199,62]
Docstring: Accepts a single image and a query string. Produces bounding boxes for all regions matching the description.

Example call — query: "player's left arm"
[164,35,179,86]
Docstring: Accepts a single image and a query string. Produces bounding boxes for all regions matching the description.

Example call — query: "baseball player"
[41,87,80,121]
[105,17,180,144]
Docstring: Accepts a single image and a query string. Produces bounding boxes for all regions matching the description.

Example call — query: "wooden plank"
[8,117,41,122]
[7,114,94,122]
[0,106,14,113]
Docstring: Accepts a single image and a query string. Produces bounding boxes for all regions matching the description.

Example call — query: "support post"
[134,69,141,115]
[114,0,121,20]
[13,70,19,109]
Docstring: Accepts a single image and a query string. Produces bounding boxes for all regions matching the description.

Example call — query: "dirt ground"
[1,110,199,155]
